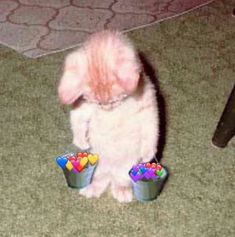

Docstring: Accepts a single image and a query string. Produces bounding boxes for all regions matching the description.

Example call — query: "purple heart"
[132,166,139,172]
[130,173,143,182]
[152,173,159,181]
[72,167,79,173]
[144,170,154,180]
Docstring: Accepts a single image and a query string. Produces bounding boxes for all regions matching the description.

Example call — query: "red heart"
[76,164,84,172]
[156,164,162,171]
[145,163,151,168]
[68,156,76,161]
[81,153,88,158]
[151,163,157,169]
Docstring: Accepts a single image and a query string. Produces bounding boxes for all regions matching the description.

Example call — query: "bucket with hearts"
[129,162,168,202]
[56,152,99,189]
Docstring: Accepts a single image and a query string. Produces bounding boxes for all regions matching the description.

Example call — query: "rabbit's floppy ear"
[58,50,87,104]
[116,45,141,94]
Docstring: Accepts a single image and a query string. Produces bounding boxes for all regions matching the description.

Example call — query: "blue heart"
[131,169,138,176]
[56,157,68,169]
[139,167,147,174]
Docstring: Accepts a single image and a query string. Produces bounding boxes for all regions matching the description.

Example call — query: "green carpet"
[0,0,234,236]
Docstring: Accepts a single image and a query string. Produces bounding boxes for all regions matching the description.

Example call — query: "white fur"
[58,31,159,202]
[71,76,159,202]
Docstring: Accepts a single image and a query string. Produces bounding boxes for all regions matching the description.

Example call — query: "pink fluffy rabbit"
[58,30,159,202]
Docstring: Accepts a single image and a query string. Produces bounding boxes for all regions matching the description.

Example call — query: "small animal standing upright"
[58,30,160,202]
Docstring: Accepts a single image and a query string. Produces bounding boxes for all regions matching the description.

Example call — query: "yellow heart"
[88,154,99,165]
[65,160,73,171]
[80,157,88,168]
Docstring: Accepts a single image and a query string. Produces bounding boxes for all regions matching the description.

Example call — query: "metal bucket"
[59,144,96,189]
[131,167,168,202]
[63,164,97,189]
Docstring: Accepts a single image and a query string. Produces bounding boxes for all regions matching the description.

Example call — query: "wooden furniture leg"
[212,85,235,148]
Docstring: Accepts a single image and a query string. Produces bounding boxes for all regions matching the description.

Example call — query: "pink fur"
[58,30,159,202]
[58,31,141,105]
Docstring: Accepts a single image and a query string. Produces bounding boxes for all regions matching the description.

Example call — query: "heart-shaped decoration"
[156,164,162,171]
[65,160,73,171]
[76,164,84,172]
[71,160,79,168]
[131,169,138,176]
[56,157,68,169]
[78,152,87,157]
[132,166,139,172]
[156,169,163,177]
[139,167,147,174]
[71,160,82,172]
[144,169,155,180]
[80,157,88,168]
[130,173,143,182]
[68,156,76,162]
[129,173,137,182]
[88,154,99,165]
[145,163,151,168]
[136,163,144,168]
[72,167,79,173]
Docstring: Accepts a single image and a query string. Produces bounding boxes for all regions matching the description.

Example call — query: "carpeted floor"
[0,0,214,58]
[0,0,235,237]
